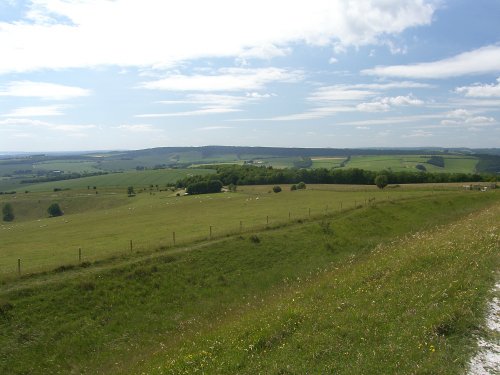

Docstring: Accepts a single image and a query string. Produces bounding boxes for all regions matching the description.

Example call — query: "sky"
[0,0,499,152]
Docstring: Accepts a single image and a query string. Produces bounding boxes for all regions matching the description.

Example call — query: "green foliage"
[375,174,388,189]
[427,155,445,168]
[272,185,282,193]
[2,203,14,222]
[228,183,237,192]
[290,184,297,191]
[47,203,63,217]
[186,180,223,195]
[297,181,306,189]
[127,186,135,196]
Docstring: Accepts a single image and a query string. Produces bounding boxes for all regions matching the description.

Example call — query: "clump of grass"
[249,234,261,243]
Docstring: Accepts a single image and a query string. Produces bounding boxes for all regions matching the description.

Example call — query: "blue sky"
[0,0,499,152]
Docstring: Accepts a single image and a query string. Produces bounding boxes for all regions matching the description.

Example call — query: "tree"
[374,175,388,189]
[290,184,297,191]
[47,203,63,217]
[272,185,282,193]
[2,203,14,222]
[127,186,135,196]
[297,181,307,189]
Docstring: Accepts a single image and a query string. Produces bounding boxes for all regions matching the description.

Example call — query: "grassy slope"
[4,168,215,192]
[0,185,451,275]
[344,155,479,173]
[0,192,498,374]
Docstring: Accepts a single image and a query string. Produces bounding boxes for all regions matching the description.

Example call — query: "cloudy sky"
[0,0,499,152]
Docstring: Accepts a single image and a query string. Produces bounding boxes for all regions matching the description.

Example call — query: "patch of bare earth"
[469,282,500,374]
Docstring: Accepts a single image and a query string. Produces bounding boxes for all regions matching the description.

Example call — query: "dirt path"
[469,282,500,374]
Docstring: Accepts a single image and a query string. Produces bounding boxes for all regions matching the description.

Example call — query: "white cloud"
[363,45,500,79]
[2,105,67,117]
[329,57,339,64]
[441,109,495,126]
[140,68,303,92]
[0,117,96,132]
[455,77,500,97]
[308,87,375,103]
[0,81,90,100]
[0,0,436,73]
[403,130,432,138]
[136,108,241,118]
[357,95,423,112]
[141,92,272,118]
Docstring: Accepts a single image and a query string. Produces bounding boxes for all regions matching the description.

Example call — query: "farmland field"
[0,168,215,192]
[342,154,479,173]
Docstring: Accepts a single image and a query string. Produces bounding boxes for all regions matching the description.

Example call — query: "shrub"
[374,175,388,189]
[2,203,14,222]
[290,184,297,191]
[297,181,306,189]
[272,185,282,193]
[47,203,63,217]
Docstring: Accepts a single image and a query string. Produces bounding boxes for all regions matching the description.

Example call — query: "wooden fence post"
[172,231,176,246]
[210,226,212,240]
[130,239,133,252]
[79,247,82,262]
[18,258,21,275]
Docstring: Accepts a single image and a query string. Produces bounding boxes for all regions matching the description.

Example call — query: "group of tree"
[20,171,108,184]
[186,180,223,195]
[175,164,490,189]
[2,202,63,221]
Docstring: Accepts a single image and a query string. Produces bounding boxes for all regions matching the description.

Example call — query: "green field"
[0,168,215,192]
[343,154,479,173]
[0,187,498,374]
[0,183,469,276]
[311,157,346,169]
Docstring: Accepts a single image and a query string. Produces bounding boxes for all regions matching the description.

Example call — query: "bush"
[290,184,297,191]
[297,181,306,189]
[2,203,14,222]
[374,175,388,189]
[47,203,63,217]
[272,185,282,193]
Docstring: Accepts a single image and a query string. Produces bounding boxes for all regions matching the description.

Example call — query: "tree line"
[176,164,492,189]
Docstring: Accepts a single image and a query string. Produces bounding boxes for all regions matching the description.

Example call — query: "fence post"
[18,258,21,275]
[130,239,133,252]
[209,226,212,240]
[266,215,269,225]
[79,247,82,262]
[172,231,176,246]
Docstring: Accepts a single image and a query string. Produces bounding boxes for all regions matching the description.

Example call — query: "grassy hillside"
[0,168,215,192]
[0,191,498,374]
[0,184,464,275]
[342,154,479,173]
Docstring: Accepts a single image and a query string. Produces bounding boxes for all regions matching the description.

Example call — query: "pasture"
[343,154,479,173]
[0,168,215,192]
[0,183,471,276]
[0,187,498,374]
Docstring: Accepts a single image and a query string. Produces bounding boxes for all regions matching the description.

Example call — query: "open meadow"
[0,183,476,276]
[0,184,498,374]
